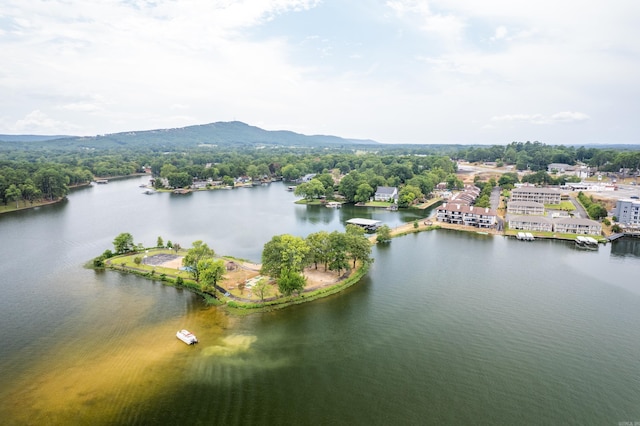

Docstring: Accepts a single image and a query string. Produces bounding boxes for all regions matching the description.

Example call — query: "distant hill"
[0,134,72,142]
[2,121,378,150]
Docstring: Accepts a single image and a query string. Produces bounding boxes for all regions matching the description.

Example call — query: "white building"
[553,217,602,236]
[510,187,561,205]
[615,198,640,226]
[435,203,497,228]
[507,201,545,215]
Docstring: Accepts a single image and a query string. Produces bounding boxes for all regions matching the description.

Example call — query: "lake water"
[1,176,639,425]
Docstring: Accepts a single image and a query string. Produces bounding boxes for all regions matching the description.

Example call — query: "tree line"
[3,138,639,209]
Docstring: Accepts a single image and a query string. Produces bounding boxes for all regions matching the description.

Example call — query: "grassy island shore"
[96,248,367,313]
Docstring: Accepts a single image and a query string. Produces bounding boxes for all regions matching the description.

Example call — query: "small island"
[92,229,372,313]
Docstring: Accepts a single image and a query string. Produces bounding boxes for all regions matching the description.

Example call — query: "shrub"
[175,276,184,286]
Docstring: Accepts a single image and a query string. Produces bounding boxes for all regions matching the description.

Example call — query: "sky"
[1,0,639,144]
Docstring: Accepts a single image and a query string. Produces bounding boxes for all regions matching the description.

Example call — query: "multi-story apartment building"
[615,198,640,226]
[510,187,561,204]
[435,203,497,228]
[506,201,545,215]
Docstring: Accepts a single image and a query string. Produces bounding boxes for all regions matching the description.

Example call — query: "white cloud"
[491,111,590,125]
[0,0,638,143]
[386,0,465,42]
[13,110,80,133]
[491,25,508,41]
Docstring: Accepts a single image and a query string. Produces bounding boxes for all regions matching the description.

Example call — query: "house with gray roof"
[374,186,398,202]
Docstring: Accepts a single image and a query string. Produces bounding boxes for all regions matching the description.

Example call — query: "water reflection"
[294,204,337,225]
[610,237,640,258]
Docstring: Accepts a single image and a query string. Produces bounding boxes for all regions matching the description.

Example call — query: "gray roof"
[508,201,545,207]
[555,217,601,226]
[512,186,560,194]
[375,186,397,195]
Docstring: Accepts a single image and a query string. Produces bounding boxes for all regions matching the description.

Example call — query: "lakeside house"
[299,173,317,183]
[435,203,497,228]
[374,186,398,202]
[510,186,561,204]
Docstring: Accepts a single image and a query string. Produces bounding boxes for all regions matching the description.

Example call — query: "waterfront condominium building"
[615,198,640,226]
[435,203,497,228]
[510,187,561,204]
[506,201,545,215]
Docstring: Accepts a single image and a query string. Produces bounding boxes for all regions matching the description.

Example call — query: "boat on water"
[176,329,198,345]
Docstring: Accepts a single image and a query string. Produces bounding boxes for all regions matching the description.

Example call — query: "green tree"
[315,173,335,192]
[19,181,40,204]
[246,164,259,180]
[306,231,331,270]
[277,269,306,296]
[338,172,362,202]
[5,184,21,208]
[498,172,520,189]
[182,240,215,282]
[33,167,68,200]
[199,258,226,291]
[587,204,608,220]
[354,183,374,203]
[327,231,349,275]
[376,225,392,243]
[167,172,193,188]
[113,232,135,254]
[156,236,164,248]
[398,185,423,208]
[281,164,301,181]
[160,163,178,178]
[253,277,270,301]
[294,179,325,200]
[261,234,310,278]
[345,229,372,268]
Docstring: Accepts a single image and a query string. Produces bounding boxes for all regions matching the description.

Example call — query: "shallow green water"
[1,177,639,425]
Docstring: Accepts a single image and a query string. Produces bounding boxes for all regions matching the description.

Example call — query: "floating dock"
[575,236,599,249]
[516,232,535,241]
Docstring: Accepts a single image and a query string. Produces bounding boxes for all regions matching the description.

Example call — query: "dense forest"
[2,122,640,209]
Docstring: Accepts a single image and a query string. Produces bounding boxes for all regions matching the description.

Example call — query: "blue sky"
[1,0,639,144]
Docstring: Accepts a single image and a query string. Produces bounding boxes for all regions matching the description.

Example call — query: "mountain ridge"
[1,121,379,148]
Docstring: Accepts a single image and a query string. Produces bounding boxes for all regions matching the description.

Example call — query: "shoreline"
[100,249,367,313]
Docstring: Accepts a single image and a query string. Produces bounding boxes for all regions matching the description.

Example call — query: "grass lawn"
[294,199,325,205]
[361,201,394,208]
[545,201,576,211]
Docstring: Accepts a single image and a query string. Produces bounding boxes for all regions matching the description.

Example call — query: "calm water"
[1,176,639,425]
